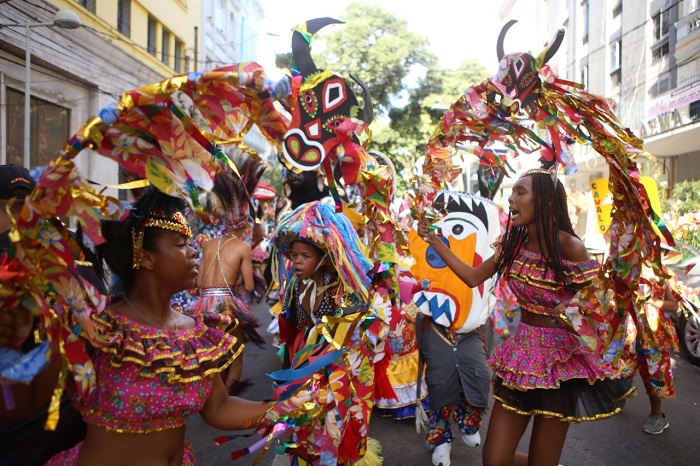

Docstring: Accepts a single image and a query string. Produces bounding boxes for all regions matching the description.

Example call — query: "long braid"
[532,172,578,286]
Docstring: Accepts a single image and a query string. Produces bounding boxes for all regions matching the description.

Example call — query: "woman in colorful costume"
[418,170,635,466]
[194,158,266,394]
[262,200,383,465]
[17,187,271,465]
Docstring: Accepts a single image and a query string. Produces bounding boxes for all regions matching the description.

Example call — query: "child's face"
[290,241,325,280]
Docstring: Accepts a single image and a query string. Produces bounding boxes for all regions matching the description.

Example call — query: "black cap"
[0,164,36,200]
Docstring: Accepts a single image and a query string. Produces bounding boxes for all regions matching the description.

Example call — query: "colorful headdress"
[270,200,373,304]
[131,209,192,268]
[202,154,266,231]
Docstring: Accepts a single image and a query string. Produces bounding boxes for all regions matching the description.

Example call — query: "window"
[581,64,589,89]
[610,40,621,71]
[117,0,131,37]
[582,1,589,43]
[174,40,183,73]
[147,16,156,56]
[650,77,670,97]
[78,0,96,12]
[652,42,670,62]
[653,10,670,42]
[693,0,700,14]
[162,29,171,66]
[690,100,700,120]
[6,88,69,169]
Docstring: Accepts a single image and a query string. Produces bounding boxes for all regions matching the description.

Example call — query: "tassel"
[338,417,363,462]
[372,352,397,402]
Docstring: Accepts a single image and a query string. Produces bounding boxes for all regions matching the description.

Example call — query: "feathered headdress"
[270,200,373,305]
[201,153,267,230]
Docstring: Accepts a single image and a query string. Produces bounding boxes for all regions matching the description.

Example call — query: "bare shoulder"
[558,231,589,262]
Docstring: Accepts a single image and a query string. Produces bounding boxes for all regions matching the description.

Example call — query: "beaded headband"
[521,168,554,178]
[132,210,192,268]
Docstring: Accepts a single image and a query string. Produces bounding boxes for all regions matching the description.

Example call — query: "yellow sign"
[589,176,662,234]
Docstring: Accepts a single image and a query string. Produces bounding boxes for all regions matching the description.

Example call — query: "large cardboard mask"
[408,191,500,333]
[282,18,373,180]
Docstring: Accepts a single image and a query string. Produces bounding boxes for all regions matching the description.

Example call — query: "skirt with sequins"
[489,322,636,422]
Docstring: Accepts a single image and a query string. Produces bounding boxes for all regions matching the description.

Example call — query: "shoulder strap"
[217,236,239,295]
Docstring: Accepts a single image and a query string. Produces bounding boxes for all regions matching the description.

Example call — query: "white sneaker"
[431,442,451,466]
[461,431,481,447]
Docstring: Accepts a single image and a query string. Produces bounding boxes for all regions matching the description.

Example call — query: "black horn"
[291,17,344,77]
[497,20,518,61]
[541,28,566,65]
[349,73,374,126]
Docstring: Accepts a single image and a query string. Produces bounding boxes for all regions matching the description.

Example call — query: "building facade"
[500,0,700,193]
[0,0,204,193]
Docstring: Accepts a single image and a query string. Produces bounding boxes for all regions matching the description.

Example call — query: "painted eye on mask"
[443,219,478,241]
[426,236,450,269]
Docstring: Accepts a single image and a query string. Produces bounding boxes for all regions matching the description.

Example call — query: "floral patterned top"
[68,309,237,433]
[493,236,600,316]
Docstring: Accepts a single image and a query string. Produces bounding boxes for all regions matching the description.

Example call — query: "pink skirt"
[489,322,635,422]
[489,322,619,389]
[46,440,195,465]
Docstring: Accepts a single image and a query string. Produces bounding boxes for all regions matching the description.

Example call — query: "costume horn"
[496,20,518,61]
[349,73,374,125]
[292,17,344,77]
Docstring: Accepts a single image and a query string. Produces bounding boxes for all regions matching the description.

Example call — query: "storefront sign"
[590,176,662,233]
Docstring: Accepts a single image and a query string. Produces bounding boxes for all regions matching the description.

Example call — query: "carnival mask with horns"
[282,17,374,185]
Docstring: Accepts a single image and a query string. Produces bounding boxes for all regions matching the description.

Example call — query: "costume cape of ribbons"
[0,62,292,428]
[424,57,675,366]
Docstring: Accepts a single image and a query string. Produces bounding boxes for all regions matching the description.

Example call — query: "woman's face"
[149,230,198,292]
[290,241,325,280]
[508,175,536,228]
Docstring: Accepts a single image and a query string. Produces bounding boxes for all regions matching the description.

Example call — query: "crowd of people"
[1,158,692,466]
[1,15,696,466]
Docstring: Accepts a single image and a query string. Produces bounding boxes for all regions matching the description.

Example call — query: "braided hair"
[495,171,578,287]
[98,186,188,298]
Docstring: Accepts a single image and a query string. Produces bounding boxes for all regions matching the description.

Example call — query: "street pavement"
[187,303,700,465]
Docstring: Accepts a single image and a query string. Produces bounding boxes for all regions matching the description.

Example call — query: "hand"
[0,305,33,348]
[416,217,435,243]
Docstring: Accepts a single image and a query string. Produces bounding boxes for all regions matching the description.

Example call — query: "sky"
[257,0,540,76]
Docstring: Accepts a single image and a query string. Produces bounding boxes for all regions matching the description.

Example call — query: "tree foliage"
[315,2,436,113]
[274,2,491,194]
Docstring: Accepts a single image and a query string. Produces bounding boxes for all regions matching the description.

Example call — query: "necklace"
[124,295,178,330]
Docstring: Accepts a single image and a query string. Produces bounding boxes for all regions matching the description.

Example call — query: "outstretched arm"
[200,374,274,430]
[416,217,497,288]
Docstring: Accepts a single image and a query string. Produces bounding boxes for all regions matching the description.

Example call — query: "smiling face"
[508,175,536,228]
[145,230,198,293]
[290,240,326,280]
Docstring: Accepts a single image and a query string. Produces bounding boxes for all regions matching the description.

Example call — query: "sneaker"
[431,442,451,466]
[642,414,669,434]
[461,431,481,447]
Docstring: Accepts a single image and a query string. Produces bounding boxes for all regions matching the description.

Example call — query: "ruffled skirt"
[489,322,635,422]
[193,288,265,347]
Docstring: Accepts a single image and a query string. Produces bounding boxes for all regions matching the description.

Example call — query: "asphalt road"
[186,303,700,466]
